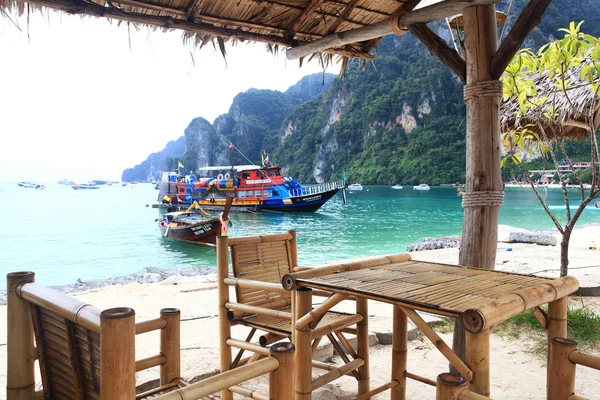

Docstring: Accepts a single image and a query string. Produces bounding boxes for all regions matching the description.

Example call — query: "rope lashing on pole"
[463,80,504,102]
[461,191,504,207]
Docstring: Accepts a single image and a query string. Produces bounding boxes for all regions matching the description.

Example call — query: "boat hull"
[159,218,223,245]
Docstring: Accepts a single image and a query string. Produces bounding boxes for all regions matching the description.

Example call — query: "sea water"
[1,182,598,289]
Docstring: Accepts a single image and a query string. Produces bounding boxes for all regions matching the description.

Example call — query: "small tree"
[501,22,600,277]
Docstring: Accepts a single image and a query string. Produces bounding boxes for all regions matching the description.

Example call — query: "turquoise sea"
[1,182,598,290]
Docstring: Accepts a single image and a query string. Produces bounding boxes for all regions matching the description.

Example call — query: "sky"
[0,11,339,183]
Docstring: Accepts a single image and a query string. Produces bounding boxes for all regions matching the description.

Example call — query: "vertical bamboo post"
[436,373,468,400]
[356,297,370,395]
[454,3,502,367]
[465,329,490,397]
[160,308,181,385]
[289,230,298,345]
[547,337,577,400]
[391,305,407,400]
[217,236,234,400]
[295,288,313,400]
[548,298,568,354]
[269,342,295,400]
[7,272,35,400]
[100,307,136,400]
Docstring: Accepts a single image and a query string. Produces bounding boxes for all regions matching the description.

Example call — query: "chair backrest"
[228,230,297,307]
[30,303,102,399]
[7,272,136,400]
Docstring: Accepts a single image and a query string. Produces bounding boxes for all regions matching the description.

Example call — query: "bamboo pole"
[160,308,180,385]
[269,342,295,400]
[259,332,287,347]
[229,385,269,400]
[311,359,365,391]
[135,317,168,334]
[136,354,166,372]
[405,372,436,387]
[295,288,313,400]
[154,357,279,400]
[228,232,293,246]
[547,337,577,400]
[282,254,411,290]
[569,350,600,370]
[354,381,398,400]
[226,302,293,320]
[454,3,501,367]
[436,373,468,400]
[289,229,298,269]
[100,308,136,400]
[296,293,347,331]
[356,297,370,395]
[465,330,490,396]
[391,305,407,400]
[310,314,363,340]
[458,391,492,400]
[17,282,101,333]
[401,307,472,381]
[224,277,289,294]
[226,338,271,356]
[7,272,36,400]
[217,236,234,400]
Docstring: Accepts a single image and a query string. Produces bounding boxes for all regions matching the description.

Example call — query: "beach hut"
[1,0,563,398]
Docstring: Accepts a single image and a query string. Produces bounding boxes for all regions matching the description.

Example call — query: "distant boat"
[413,184,431,191]
[347,183,364,191]
[391,184,403,190]
[17,181,34,187]
[122,182,127,187]
[35,185,46,190]
[159,197,233,246]
[57,179,73,185]
[72,183,99,190]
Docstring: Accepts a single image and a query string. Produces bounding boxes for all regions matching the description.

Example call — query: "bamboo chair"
[217,230,370,400]
[6,271,294,400]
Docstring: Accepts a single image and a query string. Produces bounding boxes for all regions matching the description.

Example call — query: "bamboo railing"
[547,337,600,400]
[7,271,294,400]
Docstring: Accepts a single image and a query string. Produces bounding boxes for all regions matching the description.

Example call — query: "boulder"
[406,237,460,252]
[509,231,557,246]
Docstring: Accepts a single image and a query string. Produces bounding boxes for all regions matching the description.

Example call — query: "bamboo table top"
[290,258,579,324]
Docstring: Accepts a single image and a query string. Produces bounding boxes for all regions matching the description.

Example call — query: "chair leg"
[391,305,407,400]
[217,237,234,400]
[357,297,370,396]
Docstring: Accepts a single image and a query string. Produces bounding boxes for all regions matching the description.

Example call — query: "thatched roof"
[0,0,422,62]
[501,57,600,141]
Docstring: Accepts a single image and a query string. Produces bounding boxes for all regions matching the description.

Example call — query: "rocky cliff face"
[121,136,185,182]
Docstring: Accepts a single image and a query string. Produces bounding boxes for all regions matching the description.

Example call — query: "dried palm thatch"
[501,56,600,141]
[0,0,422,65]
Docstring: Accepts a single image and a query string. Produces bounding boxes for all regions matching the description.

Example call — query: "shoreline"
[2,221,598,305]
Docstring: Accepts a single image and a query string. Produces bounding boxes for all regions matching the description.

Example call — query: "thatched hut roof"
[0,0,421,62]
[501,57,600,141]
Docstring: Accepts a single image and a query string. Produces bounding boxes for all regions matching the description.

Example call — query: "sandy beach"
[1,223,599,399]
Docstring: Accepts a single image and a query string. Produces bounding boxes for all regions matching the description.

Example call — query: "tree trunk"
[560,228,572,277]
[452,4,501,373]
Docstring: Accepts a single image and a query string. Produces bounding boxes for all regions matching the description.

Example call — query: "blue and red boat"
[156,165,343,212]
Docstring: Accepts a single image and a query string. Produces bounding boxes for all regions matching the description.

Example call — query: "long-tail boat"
[158,196,233,245]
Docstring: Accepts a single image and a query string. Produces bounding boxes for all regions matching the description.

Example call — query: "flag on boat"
[342,187,347,205]
[229,143,235,151]
[178,161,184,169]
[261,151,270,167]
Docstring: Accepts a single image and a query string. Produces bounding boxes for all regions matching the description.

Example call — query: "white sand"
[1,223,599,399]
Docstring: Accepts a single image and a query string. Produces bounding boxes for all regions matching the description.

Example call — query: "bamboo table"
[282,255,579,399]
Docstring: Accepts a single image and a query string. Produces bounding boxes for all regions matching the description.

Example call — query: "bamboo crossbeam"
[135,317,167,335]
[566,395,587,400]
[224,277,289,294]
[341,327,358,335]
[311,314,363,340]
[135,354,166,372]
[229,385,268,400]
[296,293,347,331]
[226,338,271,356]
[405,371,436,387]
[400,307,473,381]
[311,359,364,390]
[17,282,102,333]
[335,331,357,359]
[463,277,578,333]
[282,254,411,290]
[311,360,355,376]
[354,380,398,400]
[259,332,287,347]
[286,0,503,60]
[153,356,279,400]
[569,351,600,370]
[228,297,292,320]
[530,307,548,329]
[225,302,292,320]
